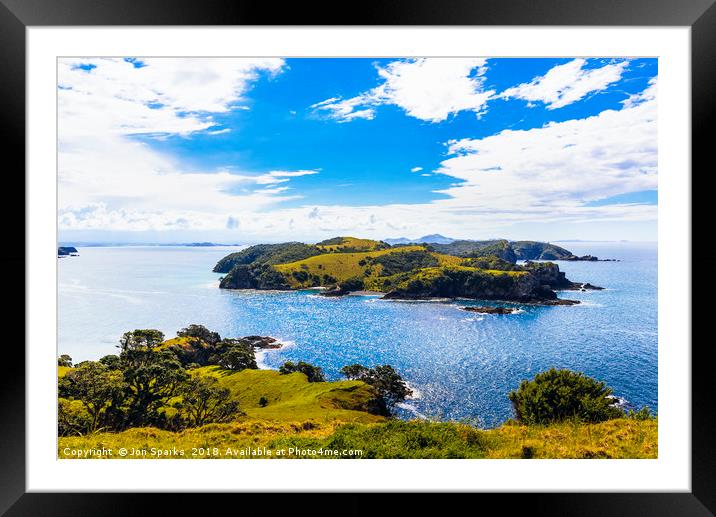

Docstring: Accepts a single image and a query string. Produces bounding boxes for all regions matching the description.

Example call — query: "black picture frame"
[1,0,713,514]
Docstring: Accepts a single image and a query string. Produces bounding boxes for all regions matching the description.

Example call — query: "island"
[213,237,603,305]
[58,246,79,257]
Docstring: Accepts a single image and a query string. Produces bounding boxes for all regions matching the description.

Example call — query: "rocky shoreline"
[462,306,517,314]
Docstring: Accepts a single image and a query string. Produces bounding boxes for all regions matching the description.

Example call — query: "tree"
[217,340,257,371]
[339,277,365,291]
[508,368,624,425]
[58,354,73,367]
[177,324,221,346]
[340,364,369,380]
[98,354,121,370]
[119,329,165,351]
[119,347,188,428]
[341,364,412,414]
[58,398,92,436]
[279,361,326,382]
[58,361,125,432]
[173,376,240,428]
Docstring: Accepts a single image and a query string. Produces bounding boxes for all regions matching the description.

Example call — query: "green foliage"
[99,354,121,370]
[316,236,391,252]
[58,398,92,437]
[258,396,269,407]
[383,266,528,300]
[511,241,573,260]
[339,276,365,291]
[431,239,516,262]
[508,368,624,425]
[271,420,489,459]
[58,354,73,367]
[279,361,326,382]
[372,249,439,276]
[216,340,258,371]
[120,347,188,428]
[58,362,126,433]
[119,329,165,351]
[462,255,521,271]
[177,324,221,345]
[171,376,241,428]
[219,263,291,290]
[213,243,322,273]
[628,406,654,420]
[341,364,412,414]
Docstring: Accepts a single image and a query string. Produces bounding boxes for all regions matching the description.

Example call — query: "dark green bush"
[279,361,326,382]
[508,368,624,425]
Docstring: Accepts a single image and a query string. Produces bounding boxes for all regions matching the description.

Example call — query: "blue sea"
[58,242,657,428]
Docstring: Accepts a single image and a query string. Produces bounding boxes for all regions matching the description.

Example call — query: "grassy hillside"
[315,236,390,253]
[273,246,465,290]
[192,367,383,423]
[58,365,656,459]
[58,417,656,459]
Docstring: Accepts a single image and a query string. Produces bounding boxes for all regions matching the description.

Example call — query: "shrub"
[58,362,126,432]
[177,324,221,345]
[119,329,165,351]
[58,398,92,436]
[58,354,73,367]
[340,276,365,291]
[373,250,438,276]
[217,340,258,371]
[279,361,326,382]
[341,364,412,415]
[628,406,654,420]
[172,377,241,428]
[508,368,624,425]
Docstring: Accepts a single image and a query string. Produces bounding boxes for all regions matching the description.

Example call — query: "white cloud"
[58,57,321,233]
[410,167,423,173]
[431,77,657,221]
[622,76,657,108]
[214,79,658,241]
[252,170,320,185]
[59,57,285,137]
[501,59,629,109]
[311,58,494,123]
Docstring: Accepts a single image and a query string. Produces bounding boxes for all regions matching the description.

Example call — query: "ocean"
[58,241,657,428]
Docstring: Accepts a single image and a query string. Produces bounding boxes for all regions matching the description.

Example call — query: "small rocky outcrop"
[240,336,282,349]
[534,299,581,306]
[561,254,619,262]
[319,287,350,297]
[58,246,78,257]
[462,306,516,314]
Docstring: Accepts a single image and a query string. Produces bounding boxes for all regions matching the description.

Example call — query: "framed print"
[3,0,715,514]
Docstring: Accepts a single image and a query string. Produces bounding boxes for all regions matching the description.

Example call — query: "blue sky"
[58,57,658,243]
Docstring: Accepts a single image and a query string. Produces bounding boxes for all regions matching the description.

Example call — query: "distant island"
[58,242,242,248]
[58,246,78,257]
[213,237,604,305]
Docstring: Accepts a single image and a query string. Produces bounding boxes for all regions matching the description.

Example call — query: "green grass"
[275,246,421,286]
[58,417,657,459]
[57,365,657,460]
[483,418,658,459]
[315,236,388,252]
[191,367,384,423]
[274,246,471,290]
